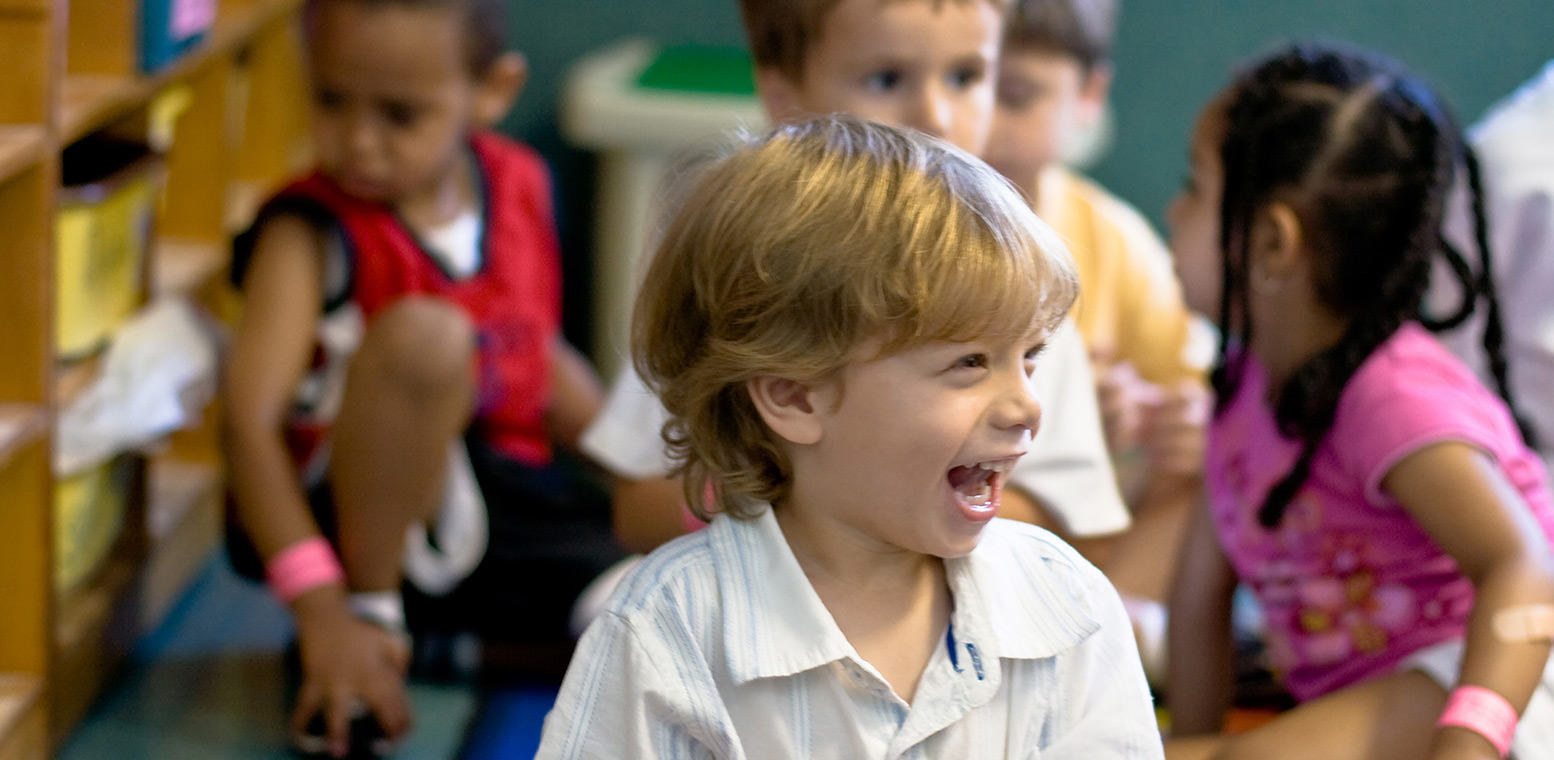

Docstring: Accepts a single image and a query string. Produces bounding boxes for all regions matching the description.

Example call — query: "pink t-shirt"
[1208,323,1553,701]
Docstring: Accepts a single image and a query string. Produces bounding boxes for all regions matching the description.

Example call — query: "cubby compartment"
[0,1,312,755]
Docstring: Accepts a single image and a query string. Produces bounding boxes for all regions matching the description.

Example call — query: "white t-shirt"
[1435,59,1554,476]
[536,509,1164,759]
[579,320,1131,537]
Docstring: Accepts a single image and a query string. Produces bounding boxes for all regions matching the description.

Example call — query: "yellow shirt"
[1036,166,1207,386]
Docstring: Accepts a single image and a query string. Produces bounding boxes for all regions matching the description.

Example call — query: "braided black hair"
[1208,41,1530,528]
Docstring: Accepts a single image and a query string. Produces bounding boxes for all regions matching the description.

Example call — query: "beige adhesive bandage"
[1492,604,1554,644]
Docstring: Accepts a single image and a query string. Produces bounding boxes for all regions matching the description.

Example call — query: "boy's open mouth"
[947,459,1014,511]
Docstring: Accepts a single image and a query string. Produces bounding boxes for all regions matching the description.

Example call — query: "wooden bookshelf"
[151,237,227,297]
[0,0,313,754]
[0,675,44,760]
[0,126,46,185]
[59,0,306,144]
[142,457,222,629]
[0,406,46,472]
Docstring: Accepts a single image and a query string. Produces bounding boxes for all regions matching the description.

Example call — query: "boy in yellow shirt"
[984,0,1208,672]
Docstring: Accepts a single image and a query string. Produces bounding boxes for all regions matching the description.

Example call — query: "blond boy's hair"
[1004,0,1118,72]
[739,0,1009,83]
[633,115,1077,519]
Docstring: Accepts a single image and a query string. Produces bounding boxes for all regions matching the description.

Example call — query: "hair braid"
[1462,148,1538,446]
[1211,43,1480,528]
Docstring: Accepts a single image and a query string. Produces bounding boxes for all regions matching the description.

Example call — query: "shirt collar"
[945,523,1101,662]
[711,508,857,685]
[711,510,1100,685]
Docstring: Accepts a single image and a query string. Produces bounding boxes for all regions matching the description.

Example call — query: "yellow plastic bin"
[56,140,163,360]
[55,457,133,594]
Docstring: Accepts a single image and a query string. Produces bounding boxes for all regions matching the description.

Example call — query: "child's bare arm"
[547,336,604,454]
[224,214,413,751]
[1384,442,1554,759]
[225,213,329,564]
[1166,504,1239,736]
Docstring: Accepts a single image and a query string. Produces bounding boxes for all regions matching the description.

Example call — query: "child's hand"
[293,603,413,757]
[1141,380,1209,477]
[1093,356,1163,455]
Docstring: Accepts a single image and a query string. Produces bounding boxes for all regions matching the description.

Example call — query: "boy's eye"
[1023,343,1048,374]
[864,70,903,93]
[997,76,1050,110]
[313,88,344,110]
[380,101,421,127]
[948,64,985,91]
[953,354,989,370]
[996,84,1029,110]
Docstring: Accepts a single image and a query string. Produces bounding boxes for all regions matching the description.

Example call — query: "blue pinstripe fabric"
[537,509,1165,759]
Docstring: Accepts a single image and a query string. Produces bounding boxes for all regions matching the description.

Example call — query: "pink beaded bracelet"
[1438,684,1517,758]
[266,536,346,603]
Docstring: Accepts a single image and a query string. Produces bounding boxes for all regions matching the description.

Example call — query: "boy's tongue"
[948,464,994,505]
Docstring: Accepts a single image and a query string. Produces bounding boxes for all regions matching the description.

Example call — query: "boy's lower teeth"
[960,482,993,508]
[971,485,992,508]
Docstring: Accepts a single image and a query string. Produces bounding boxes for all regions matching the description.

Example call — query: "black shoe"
[407,629,482,684]
[292,701,394,759]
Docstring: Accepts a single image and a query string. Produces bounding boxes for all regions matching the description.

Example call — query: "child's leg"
[1164,670,1447,760]
[329,296,475,595]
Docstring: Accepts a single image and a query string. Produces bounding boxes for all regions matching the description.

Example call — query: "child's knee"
[358,296,476,395]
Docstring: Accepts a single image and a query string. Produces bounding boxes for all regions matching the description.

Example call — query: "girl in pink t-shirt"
[1164,42,1554,760]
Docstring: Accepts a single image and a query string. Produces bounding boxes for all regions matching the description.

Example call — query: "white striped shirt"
[537,509,1164,759]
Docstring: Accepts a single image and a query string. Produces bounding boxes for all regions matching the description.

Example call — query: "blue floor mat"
[58,552,479,760]
[457,682,560,760]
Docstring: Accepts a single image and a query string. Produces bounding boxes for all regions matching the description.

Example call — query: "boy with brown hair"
[541,114,1162,758]
[223,0,624,755]
[582,0,1133,566]
[985,0,1208,661]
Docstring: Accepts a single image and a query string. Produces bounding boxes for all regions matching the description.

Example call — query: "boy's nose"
[909,87,954,140]
[345,111,380,156]
[995,373,1043,435]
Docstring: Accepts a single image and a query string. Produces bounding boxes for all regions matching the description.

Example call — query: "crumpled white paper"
[55,298,220,476]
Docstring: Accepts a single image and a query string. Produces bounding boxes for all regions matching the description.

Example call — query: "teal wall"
[502,1,1554,345]
[499,3,746,348]
[1091,0,1554,229]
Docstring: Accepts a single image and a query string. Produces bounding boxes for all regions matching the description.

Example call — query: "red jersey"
[239,131,561,468]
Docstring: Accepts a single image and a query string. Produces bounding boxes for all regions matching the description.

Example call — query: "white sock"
[348,590,406,633]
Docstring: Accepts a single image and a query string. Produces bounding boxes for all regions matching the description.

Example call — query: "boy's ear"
[1250,201,1305,279]
[746,376,825,446]
[1076,63,1113,125]
[473,52,528,127]
[754,66,803,124]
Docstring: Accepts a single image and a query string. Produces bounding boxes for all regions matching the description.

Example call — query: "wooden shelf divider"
[0,405,46,473]
[0,674,44,760]
[0,126,46,186]
[151,237,228,298]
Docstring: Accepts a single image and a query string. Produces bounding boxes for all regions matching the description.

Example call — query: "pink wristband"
[1438,685,1517,757]
[266,536,346,603]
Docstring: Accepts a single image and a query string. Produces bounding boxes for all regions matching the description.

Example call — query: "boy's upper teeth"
[976,459,1013,473]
